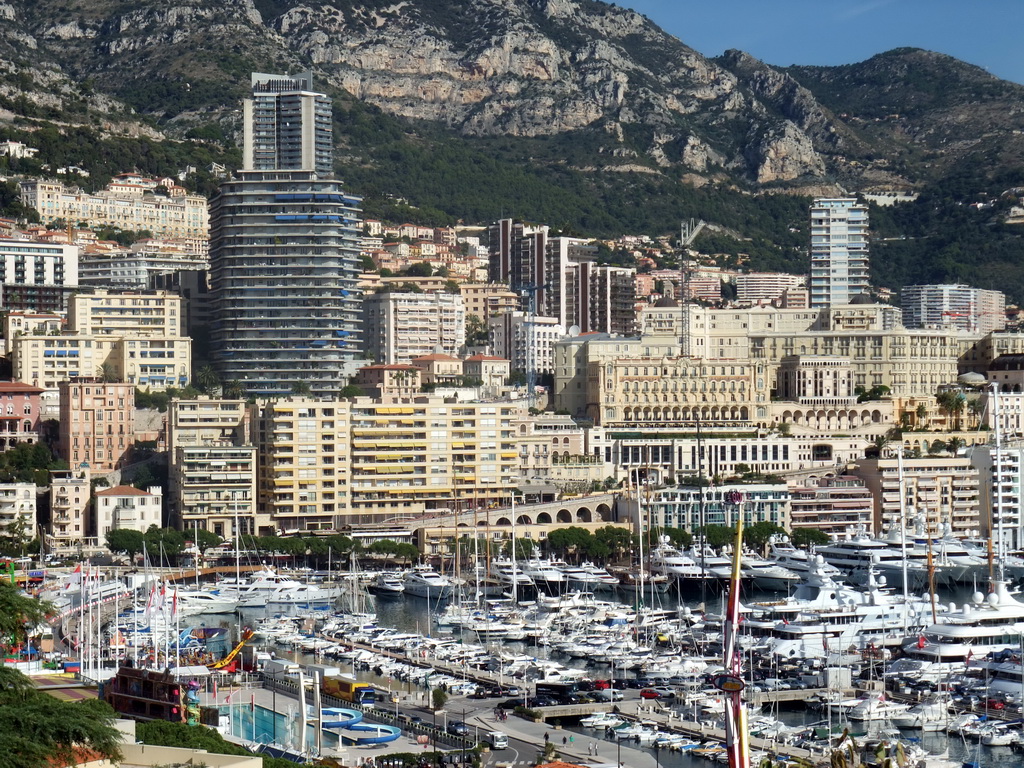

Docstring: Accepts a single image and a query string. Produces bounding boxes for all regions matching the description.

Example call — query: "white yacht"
[767,536,841,579]
[905,580,1024,664]
[847,695,911,722]
[215,568,339,607]
[403,565,454,600]
[815,530,929,591]
[739,552,800,591]
[685,543,733,579]
[368,572,405,596]
[489,558,534,592]
[170,589,238,615]
[521,557,566,594]
[740,561,936,659]
[648,538,710,581]
[562,562,620,591]
[891,693,953,731]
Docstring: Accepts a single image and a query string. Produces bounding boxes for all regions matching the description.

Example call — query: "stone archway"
[556,509,573,523]
[537,512,552,524]
[495,517,511,526]
[576,507,593,523]
[516,514,532,525]
[596,503,612,521]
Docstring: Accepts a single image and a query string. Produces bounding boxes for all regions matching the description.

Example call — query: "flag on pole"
[64,564,83,591]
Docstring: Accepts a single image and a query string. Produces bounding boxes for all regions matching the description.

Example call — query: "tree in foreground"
[0,581,121,768]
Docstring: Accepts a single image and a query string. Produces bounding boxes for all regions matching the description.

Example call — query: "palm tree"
[223,380,245,399]
[968,398,986,430]
[935,390,966,431]
[915,402,928,429]
[96,362,118,382]
[195,364,220,394]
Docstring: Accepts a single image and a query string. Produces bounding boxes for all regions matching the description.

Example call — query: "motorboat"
[170,589,238,615]
[847,695,911,722]
[367,572,405,597]
[489,558,535,593]
[815,529,929,591]
[403,565,454,600]
[891,693,952,731]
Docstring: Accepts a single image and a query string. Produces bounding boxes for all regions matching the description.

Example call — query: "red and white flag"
[64,564,82,591]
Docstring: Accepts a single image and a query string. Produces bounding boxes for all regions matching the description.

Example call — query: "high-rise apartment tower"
[210,73,362,398]
[809,198,869,308]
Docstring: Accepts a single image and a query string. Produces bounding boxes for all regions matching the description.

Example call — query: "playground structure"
[209,627,255,671]
[321,707,401,745]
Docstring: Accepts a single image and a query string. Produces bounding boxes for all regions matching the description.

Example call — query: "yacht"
[367,572,405,597]
[214,568,339,607]
[904,581,1024,665]
[767,536,841,579]
[685,543,733,579]
[520,557,566,595]
[489,558,535,593]
[739,561,936,659]
[815,530,929,591]
[561,562,620,592]
[739,552,800,591]
[403,565,454,600]
[847,695,911,722]
[170,589,238,616]
[890,693,953,731]
[648,538,710,582]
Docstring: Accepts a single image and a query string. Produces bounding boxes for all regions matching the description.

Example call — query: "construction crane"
[678,218,706,358]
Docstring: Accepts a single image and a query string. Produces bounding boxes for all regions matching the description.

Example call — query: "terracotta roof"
[0,380,45,394]
[411,354,459,362]
[464,355,508,362]
[359,364,421,371]
[95,485,152,497]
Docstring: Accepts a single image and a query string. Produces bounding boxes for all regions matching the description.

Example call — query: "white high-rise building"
[901,283,1006,334]
[809,198,869,308]
[362,291,466,364]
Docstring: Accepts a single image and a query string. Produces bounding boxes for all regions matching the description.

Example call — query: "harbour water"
[182,581,1021,767]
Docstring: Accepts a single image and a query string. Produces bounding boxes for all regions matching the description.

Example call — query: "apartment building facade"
[0,380,44,450]
[0,483,36,537]
[19,178,208,244]
[787,476,874,532]
[851,457,980,536]
[58,379,134,472]
[253,398,352,533]
[94,485,163,537]
[362,291,466,364]
[49,466,90,544]
[901,284,1006,334]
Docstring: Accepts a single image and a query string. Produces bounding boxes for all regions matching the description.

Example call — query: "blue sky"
[624,0,1024,85]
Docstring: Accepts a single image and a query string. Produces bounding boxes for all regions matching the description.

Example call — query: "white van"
[488,731,509,749]
[593,688,624,702]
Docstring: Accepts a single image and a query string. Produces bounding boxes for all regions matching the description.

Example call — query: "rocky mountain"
[2,0,1024,294]
[10,0,1023,193]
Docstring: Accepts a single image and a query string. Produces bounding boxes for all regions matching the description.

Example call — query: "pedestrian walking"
[569,735,574,746]
[562,736,567,746]
[544,731,550,743]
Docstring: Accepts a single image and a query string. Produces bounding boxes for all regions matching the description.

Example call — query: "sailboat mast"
[896,445,910,631]
[993,382,1006,581]
[721,498,750,768]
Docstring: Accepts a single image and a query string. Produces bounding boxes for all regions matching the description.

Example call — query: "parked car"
[593,689,624,702]
[640,689,663,699]
[650,686,676,699]
[593,679,612,690]
[447,721,471,736]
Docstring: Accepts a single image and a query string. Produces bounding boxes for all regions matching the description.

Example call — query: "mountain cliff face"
[0,0,1022,215]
